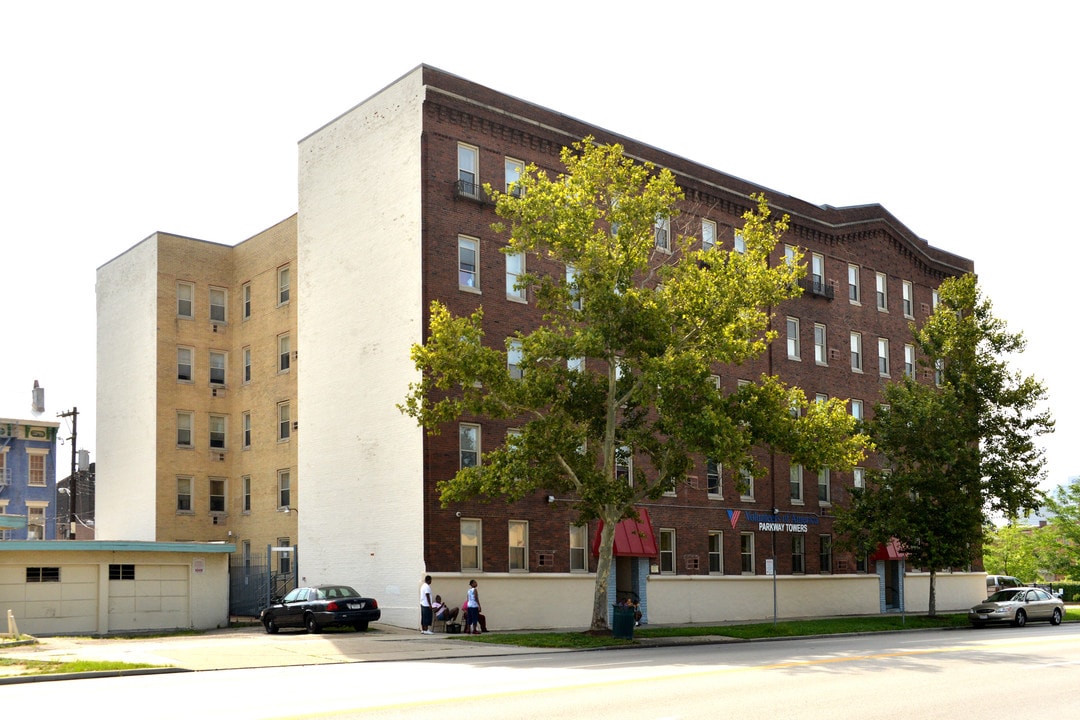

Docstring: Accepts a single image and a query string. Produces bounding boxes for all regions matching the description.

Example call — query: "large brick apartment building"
[97,66,980,629]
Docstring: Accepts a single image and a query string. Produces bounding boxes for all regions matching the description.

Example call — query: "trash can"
[612,604,635,639]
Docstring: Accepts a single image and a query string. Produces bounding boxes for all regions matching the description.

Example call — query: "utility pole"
[58,407,77,540]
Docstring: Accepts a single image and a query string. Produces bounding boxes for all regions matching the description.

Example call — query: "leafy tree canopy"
[835,273,1052,614]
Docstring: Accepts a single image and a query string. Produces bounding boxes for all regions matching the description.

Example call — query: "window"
[850,399,864,422]
[932,289,940,310]
[815,393,828,404]
[209,350,226,385]
[811,253,825,292]
[209,414,226,450]
[242,282,251,320]
[902,280,913,318]
[875,272,888,311]
[905,344,916,378]
[278,334,291,372]
[457,143,479,197]
[177,411,193,447]
[242,475,251,513]
[460,518,481,571]
[177,476,193,512]
[278,538,291,574]
[243,347,251,384]
[565,264,582,311]
[707,459,721,497]
[209,287,227,323]
[509,520,528,571]
[242,412,251,448]
[177,282,194,318]
[702,219,716,251]
[786,317,800,360]
[734,232,746,254]
[818,468,831,504]
[27,451,46,486]
[792,535,805,574]
[458,235,479,290]
[935,358,945,386]
[853,467,865,489]
[814,323,827,365]
[109,564,135,580]
[784,244,797,267]
[177,347,193,382]
[820,535,833,574]
[567,356,584,373]
[790,463,803,503]
[739,468,755,501]
[848,264,860,303]
[460,424,480,468]
[209,477,226,513]
[0,451,7,487]
[708,532,724,574]
[615,446,632,486]
[27,506,45,539]
[850,332,862,372]
[26,567,60,582]
[278,469,291,509]
[659,528,676,574]
[506,339,524,379]
[654,215,671,251]
[570,525,587,572]
[740,532,755,574]
[506,251,526,301]
[278,265,291,305]
[278,402,291,441]
[878,337,890,376]
[505,157,523,195]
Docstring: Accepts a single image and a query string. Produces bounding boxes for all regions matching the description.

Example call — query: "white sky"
[2,1,1076,491]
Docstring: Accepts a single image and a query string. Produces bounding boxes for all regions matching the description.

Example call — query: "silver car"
[968,587,1065,628]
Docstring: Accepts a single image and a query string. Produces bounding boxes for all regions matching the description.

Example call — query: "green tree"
[1043,479,1080,579]
[836,274,1052,615]
[983,522,1041,582]
[401,138,868,632]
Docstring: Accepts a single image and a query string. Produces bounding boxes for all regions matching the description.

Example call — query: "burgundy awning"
[870,538,907,561]
[592,507,658,558]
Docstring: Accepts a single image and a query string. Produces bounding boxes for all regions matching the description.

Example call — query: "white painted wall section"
[298,68,427,627]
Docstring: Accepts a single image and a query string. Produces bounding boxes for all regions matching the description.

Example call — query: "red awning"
[870,539,907,561]
[592,507,658,558]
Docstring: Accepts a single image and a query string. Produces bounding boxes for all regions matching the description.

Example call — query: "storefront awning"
[592,507,658,557]
[870,538,907,562]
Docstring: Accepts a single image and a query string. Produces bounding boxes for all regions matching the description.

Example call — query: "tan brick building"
[98,217,297,567]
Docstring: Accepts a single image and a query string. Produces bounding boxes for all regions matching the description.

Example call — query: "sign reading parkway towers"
[727,509,819,533]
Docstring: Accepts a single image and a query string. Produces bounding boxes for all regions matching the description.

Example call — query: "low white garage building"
[0,540,234,636]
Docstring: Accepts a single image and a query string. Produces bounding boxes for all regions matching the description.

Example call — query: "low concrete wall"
[903,572,986,613]
[423,571,989,630]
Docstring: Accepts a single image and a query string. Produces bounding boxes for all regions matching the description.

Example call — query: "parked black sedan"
[260,585,381,633]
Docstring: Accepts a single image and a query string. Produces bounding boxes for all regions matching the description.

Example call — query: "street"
[5,625,1078,718]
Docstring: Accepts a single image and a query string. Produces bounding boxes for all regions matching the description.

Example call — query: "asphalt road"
[4,623,1078,718]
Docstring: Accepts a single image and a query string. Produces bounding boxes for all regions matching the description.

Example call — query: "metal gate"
[229,545,298,617]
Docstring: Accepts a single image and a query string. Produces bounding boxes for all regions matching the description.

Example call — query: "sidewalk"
[0,623,578,682]
[0,621,750,683]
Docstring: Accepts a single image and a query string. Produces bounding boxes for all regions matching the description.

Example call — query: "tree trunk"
[590,512,618,631]
[928,568,937,617]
